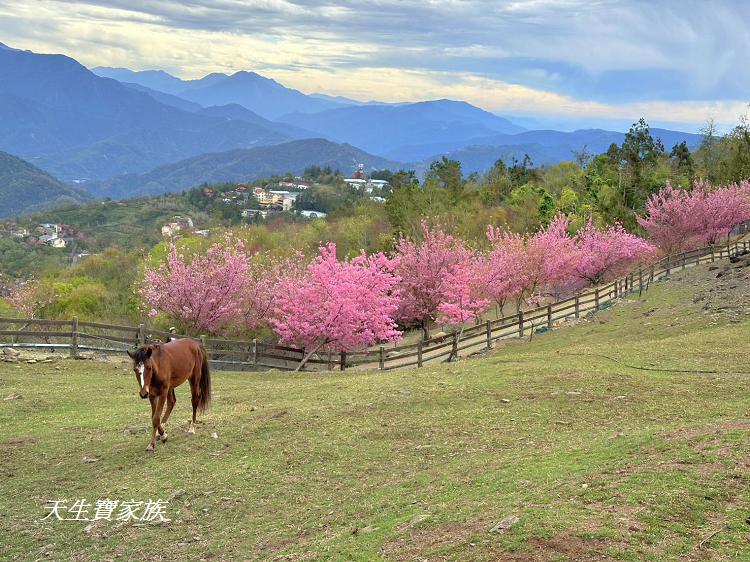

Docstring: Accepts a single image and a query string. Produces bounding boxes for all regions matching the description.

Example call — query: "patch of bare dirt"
[661,420,750,441]
[381,513,637,562]
[670,250,750,320]
[381,518,488,561]
[503,535,621,561]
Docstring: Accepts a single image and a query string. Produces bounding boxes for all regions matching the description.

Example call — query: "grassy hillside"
[0,151,89,218]
[2,261,750,560]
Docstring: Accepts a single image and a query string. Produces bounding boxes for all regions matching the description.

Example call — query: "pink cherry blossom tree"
[234,255,302,334]
[141,239,250,335]
[573,220,657,286]
[437,250,490,333]
[484,228,530,315]
[530,214,581,300]
[6,279,56,319]
[695,179,750,244]
[395,221,489,338]
[637,180,750,254]
[271,243,402,371]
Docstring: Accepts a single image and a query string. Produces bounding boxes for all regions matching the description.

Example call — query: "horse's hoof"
[159,433,168,442]
[187,426,195,435]
[145,445,155,453]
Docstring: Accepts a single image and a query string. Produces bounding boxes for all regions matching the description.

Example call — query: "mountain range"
[0,42,706,217]
[93,67,346,119]
[0,151,90,218]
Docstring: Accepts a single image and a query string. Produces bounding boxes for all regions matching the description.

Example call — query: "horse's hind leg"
[159,388,176,441]
[188,359,202,434]
[188,385,199,434]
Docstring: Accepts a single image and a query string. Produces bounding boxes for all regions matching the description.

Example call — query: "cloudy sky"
[0,0,748,131]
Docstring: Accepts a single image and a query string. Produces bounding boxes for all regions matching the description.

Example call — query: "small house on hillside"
[300,210,327,219]
[39,234,66,248]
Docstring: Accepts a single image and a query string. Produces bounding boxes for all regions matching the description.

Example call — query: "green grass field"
[2,266,750,561]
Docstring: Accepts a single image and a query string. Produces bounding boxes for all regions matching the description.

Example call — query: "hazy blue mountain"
[0,150,90,217]
[174,71,345,119]
[309,93,364,106]
[416,127,703,175]
[0,46,291,180]
[279,100,526,156]
[42,119,289,181]
[396,128,703,164]
[95,66,348,120]
[88,139,401,199]
[197,104,321,140]
[92,66,188,94]
[120,82,204,112]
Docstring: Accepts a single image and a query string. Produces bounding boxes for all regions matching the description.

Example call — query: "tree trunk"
[295,342,325,372]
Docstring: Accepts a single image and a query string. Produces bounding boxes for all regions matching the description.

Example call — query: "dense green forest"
[2,117,750,326]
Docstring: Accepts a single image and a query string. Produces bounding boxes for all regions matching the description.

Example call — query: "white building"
[344,178,368,189]
[242,209,268,219]
[39,234,66,248]
[300,210,327,219]
[369,179,390,191]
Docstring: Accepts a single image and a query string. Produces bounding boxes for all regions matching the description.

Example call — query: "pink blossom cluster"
[394,221,489,334]
[141,240,251,334]
[483,215,655,312]
[271,243,402,356]
[637,180,750,254]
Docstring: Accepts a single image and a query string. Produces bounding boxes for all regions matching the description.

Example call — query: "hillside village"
[0,166,390,264]
[3,221,83,249]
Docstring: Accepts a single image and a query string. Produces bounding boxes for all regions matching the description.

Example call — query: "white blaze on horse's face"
[138,363,145,388]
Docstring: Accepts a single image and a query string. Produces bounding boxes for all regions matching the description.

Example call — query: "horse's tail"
[198,345,212,413]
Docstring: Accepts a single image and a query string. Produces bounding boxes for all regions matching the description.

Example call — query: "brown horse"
[127,338,211,452]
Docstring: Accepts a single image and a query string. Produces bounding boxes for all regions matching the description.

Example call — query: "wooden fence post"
[70,316,79,359]
[451,332,458,361]
[547,304,552,329]
[417,341,423,367]
[594,287,600,309]
[638,267,643,297]
[379,346,385,370]
[665,255,671,275]
[518,311,524,337]
[574,295,580,319]
[252,338,258,367]
[340,351,346,371]
[486,320,492,348]
[137,323,145,347]
[199,335,208,368]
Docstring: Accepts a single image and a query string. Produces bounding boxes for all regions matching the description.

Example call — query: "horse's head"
[127,345,158,399]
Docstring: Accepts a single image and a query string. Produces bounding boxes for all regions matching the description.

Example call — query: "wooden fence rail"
[2,222,749,372]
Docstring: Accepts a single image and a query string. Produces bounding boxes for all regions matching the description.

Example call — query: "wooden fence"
[2,222,749,372]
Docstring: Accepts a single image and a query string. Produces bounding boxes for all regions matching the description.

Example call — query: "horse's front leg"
[159,388,176,442]
[146,391,167,452]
